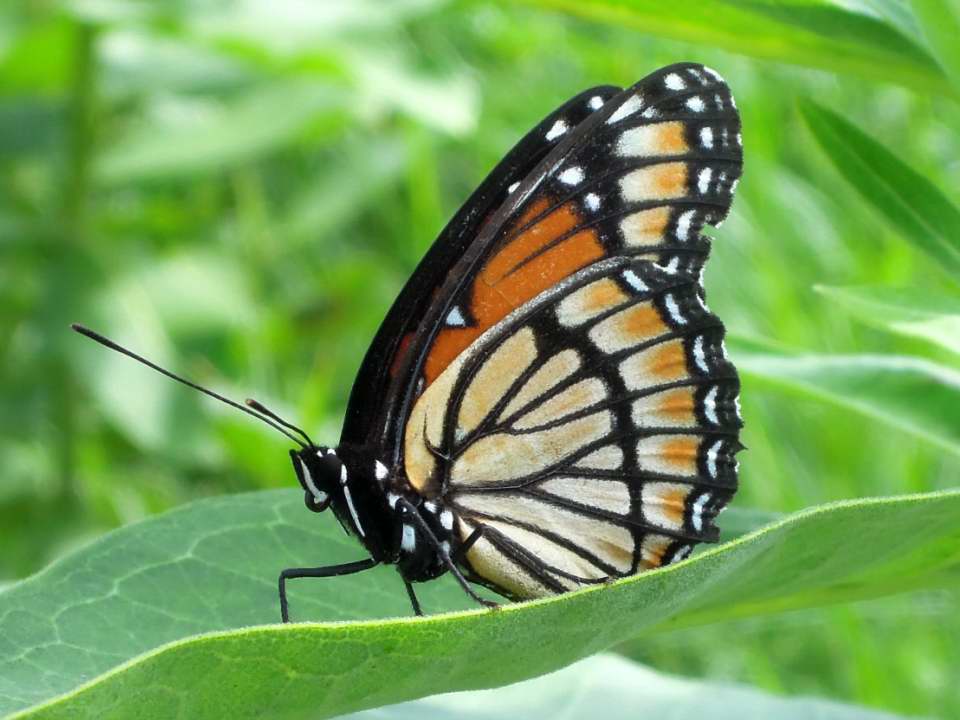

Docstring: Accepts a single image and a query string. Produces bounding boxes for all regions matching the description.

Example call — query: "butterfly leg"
[404,580,424,616]
[397,498,499,611]
[279,557,378,623]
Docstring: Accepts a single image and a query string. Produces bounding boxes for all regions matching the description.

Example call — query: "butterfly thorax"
[291,444,457,581]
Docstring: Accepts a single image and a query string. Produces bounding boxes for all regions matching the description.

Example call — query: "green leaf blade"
[518,0,952,95]
[815,285,960,355]
[799,100,960,281]
[3,488,960,719]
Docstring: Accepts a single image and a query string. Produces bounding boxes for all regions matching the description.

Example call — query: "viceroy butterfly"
[75,62,743,620]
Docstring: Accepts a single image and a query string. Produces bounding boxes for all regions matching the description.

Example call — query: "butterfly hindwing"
[403,257,741,598]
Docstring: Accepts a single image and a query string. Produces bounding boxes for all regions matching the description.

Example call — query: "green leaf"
[346,653,912,720]
[517,0,953,95]
[910,0,960,91]
[815,285,960,355]
[734,347,960,457]
[799,100,960,281]
[3,487,960,719]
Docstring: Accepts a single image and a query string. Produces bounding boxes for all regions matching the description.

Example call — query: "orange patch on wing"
[640,535,672,570]
[658,486,688,525]
[649,341,688,381]
[620,207,671,247]
[583,279,628,315]
[657,387,697,423]
[621,162,689,202]
[617,304,667,342]
[656,122,689,154]
[661,436,700,473]
[423,199,604,384]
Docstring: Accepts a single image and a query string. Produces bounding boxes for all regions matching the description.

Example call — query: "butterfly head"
[290,446,344,513]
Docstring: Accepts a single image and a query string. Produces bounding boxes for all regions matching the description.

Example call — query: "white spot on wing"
[589,95,605,110]
[507,181,520,194]
[622,269,648,292]
[375,460,389,482]
[340,464,348,485]
[706,441,722,480]
[584,192,601,211]
[676,210,695,241]
[606,94,643,124]
[693,336,709,373]
[700,126,714,149]
[703,386,719,424]
[691,493,710,532]
[446,306,467,327]
[663,294,685,325]
[686,96,705,113]
[664,73,685,91]
[703,66,723,82]
[546,119,568,141]
[558,166,585,186]
[697,168,713,194]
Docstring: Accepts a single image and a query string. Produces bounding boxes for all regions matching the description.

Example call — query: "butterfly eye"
[304,491,331,513]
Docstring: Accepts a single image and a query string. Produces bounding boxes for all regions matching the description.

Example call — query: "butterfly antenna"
[71,323,308,449]
[244,398,315,448]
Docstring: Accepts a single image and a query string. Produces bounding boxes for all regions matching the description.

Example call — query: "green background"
[2,1,959,718]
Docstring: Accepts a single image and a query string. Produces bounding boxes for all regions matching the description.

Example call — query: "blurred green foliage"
[1,0,959,717]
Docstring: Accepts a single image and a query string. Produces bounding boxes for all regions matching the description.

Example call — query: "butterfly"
[74,62,743,621]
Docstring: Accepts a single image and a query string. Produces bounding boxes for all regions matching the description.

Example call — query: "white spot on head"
[686,96,705,113]
[446,306,466,327]
[703,386,719,425]
[588,95,605,110]
[401,524,416,552]
[676,209,696,241]
[622,269,648,293]
[507,181,520,194]
[375,460,388,482]
[664,73,685,91]
[298,457,327,505]
[697,167,713,195]
[343,485,365,537]
[584,192,601,211]
[545,119,568,141]
[606,94,643,124]
[558,166,585,186]
[699,126,714,149]
[440,509,454,531]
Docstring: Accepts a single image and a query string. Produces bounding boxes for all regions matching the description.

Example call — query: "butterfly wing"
[404,257,740,598]
[396,62,743,597]
[341,85,623,449]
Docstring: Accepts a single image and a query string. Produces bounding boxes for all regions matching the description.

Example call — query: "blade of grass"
[910,0,960,91]
[733,346,960,458]
[518,0,953,96]
[815,285,960,355]
[799,100,960,282]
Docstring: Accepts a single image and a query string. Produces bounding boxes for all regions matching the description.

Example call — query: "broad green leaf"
[348,653,911,720]
[734,347,960,457]
[910,0,960,91]
[815,285,960,355]
[3,487,959,719]
[517,0,952,95]
[799,101,960,280]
